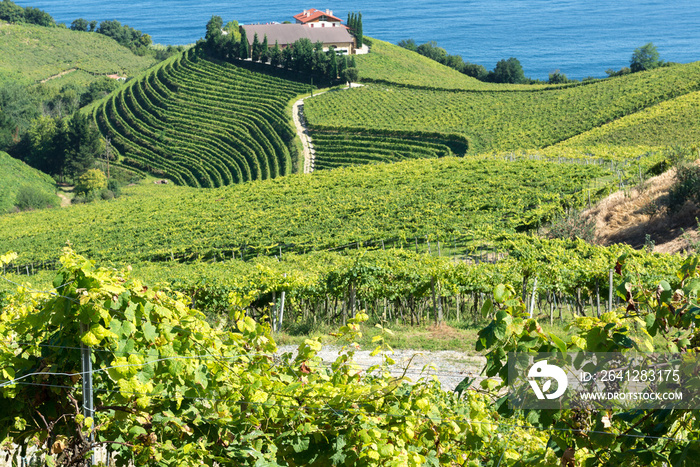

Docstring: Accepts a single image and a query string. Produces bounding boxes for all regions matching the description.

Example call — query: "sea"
[14,0,700,80]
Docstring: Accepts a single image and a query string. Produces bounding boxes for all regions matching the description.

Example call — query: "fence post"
[528,277,538,319]
[277,274,287,333]
[80,324,95,466]
[609,269,614,313]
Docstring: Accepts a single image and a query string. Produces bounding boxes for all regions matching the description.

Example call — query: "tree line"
[398,39,672,84]
[204,16,359,84]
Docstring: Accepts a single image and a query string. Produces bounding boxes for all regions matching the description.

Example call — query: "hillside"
[555,90,700,149]
[0,150,58,213]
[0,155,608,264]
[305,61,700,156]
[91,48,309,187]
[357,38,560,91]
[0,22,156,84]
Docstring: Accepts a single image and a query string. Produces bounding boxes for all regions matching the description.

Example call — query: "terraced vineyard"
[309,129,468,170]
[92,48,309,187]
[305,61,700,154]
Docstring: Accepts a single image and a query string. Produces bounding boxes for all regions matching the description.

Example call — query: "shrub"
[544,211,596,243]
[668,163,700,211]
[14,185,56,211]
[74,168,107,195]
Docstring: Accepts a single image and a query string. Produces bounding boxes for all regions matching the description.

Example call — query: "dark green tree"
[328,47,339,80]
[311,40,328,75]
[270,41,282,67]
[238,27,249,59]
[0,0,24,23]
[282,46,293,69]
[416,41,447,63]
[630,42,661,72]
[338,55,348,76]
[292,38,313,72]
[548,70,569,84]
[356,12,363,48]
[70,18,89,31]
[261,35,269,63]
[205,15,224,55]
[23,6,53,26]
[89,20,97,32]
[488,57,525,84]
[251,33,262,62]
[397,39,417,51]
[342,67,359,84]
[65,112,101,179]
[463,62,488,80]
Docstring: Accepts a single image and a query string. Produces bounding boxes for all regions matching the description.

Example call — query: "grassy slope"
[0,22,156,84]
[306,61,700,154]
[357,38,557,91]
[0,156,608,263]
[0,151,58,213]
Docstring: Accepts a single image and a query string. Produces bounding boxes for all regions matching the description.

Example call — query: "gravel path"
[292,83,364,175]
[277,345,485,392]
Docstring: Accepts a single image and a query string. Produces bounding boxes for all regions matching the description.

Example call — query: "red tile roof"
[293,8,342,24]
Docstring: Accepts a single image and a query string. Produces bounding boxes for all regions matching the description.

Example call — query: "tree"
[0,81,39,150]
[65,112,101,178]
[70,18,89,31]
[23,6,54,26]
[251,33,262,62]
[417,41,447,63]
[548,70,569,84]
[397,39,417,52]
[270,41,282,67]
[261,35,269,63]
[488,57,525,84]
[342,67,359,85]
[89,20,97,32]
[74,168,107,196]
[328,47,339,80]
[205,15,223,54]
[463,62,488,80]
[630,42,661,72]
[238,27,249,59]
[0,0,24,23]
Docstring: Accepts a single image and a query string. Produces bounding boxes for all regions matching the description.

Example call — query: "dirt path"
[292,83,364,175]
[40,68,77,83]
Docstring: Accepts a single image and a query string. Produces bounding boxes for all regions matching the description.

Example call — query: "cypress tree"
[261,35,269,63]
[251,33,261,62]
[356,12,363,48]
[328,47,338,80]
[239,27,249,59]
[270,41,282,67]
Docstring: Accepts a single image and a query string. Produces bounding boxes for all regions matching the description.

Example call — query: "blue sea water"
[14,0,700,80]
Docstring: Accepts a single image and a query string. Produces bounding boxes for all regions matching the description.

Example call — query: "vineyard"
[309,129,468,170]
[92,48,310,187]
[555,90,700,149]
[304,61,700,154]
[0,156,610,264]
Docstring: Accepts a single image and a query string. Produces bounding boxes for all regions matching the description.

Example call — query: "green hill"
[357,38,555,91]
[92,48,309,187]
[0,151,58,213]
[306,61,700,156]
[0,155,609,264]
[0,22,156,84]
